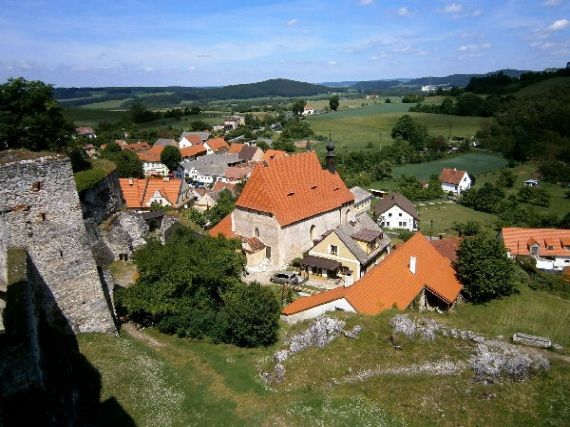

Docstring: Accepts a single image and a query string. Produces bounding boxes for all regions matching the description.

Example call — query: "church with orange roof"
[210,144,357,268]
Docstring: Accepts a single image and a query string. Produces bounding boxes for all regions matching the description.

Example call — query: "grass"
[74,158,116,193]
[63,108,129,126]
[392,151,509,181]
[514,76,570,98]
[78,284,570,426]
[308,106,490,151]
[417,202,500,236]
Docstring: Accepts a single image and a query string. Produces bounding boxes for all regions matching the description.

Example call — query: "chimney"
[409,256,416,274]
[325,142,336,174]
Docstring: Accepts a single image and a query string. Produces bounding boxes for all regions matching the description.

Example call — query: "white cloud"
[328,60,337,65]
[369,55,378,60]
[544,0,562,6]
[188,65,196,71]
[398,7,411,16]
[287,18,298,26]
[457,43,491,52]
[359,0,374,5]
[472,9,482,17]
[444,3,463,13]
[547,18,569,31]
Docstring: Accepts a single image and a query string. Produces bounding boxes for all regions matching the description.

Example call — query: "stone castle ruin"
[0,151,116,334]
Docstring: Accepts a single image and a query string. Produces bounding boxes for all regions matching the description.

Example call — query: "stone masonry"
[0,152,116,334]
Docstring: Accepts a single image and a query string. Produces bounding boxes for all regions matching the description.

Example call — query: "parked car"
[270,271,303,286]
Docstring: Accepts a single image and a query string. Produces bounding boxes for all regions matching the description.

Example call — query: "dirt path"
[121,322,165,348]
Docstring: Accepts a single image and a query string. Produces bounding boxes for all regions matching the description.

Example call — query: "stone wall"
[0,153,116,334]
[79,169,123,224]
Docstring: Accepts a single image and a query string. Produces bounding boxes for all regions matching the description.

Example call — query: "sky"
[0,0,569,87]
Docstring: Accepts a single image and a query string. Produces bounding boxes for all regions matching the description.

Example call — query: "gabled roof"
[228,143,245,154]
[501,227,570,257]
[180,145,207,158]
[212,181,237,193]
[430,238,461,263]
[235,151,354,227]
[374,192,418,220]
[283,232,462,316]
[76,126,95,135]
[208,214,235,238]
[181,134,202,145]
[179,153,241,177]
[119,177,185,208]
[181,131,210,141]
[154,138,178,147]
[350,186,372,205]
[239,145,261,162]
[224,166,251,181]
[439,168,468,185]
[205,137,229,152]
[124,141,151,152]
[262,149,288,162]
[137,145,165,162]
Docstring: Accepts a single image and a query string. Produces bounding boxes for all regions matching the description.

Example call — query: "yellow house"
[301,214,391,285]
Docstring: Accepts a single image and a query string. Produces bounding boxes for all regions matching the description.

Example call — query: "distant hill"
[319,81,360,88]
[56,79,334,108]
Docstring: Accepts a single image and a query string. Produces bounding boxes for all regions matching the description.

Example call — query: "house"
[524,179,539,187]
[500,227,570,271]
[123,141,151,153]
[180,145,207,161]
[374,192,419,232]
[210,147,355,268]
[238,145,264,163]
[211,181,237,194]
[137,145,169,177]
[262,149,288,162]
[203,137,229,154]
[281,232,463,324]
[193,189,220,212]
[429,237,461,263]
[223,166,252,183]
[224,115,245,131]
[301,214,391,284]
[180,130,210,143]
[119,177,191,209]
[439,168,472,195]
[76,127,96,139]
[83,144,97,158]
[228,143,245,154]
[177,153,242,184]
[154,138,178,147]
[179,133,202,148]
[350,186,372,217]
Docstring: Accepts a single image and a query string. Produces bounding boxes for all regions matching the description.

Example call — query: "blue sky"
[0,0,569,86]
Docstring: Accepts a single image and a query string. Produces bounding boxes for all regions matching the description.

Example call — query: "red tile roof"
[208,214,235,238]
[123,141,151,152]
[235,151,354,226]
[262,149,288,161]
[430,238,461,263]
[182,134,202,145]
[228,143,245,154]
[119,177,184,208]
[206,137,229,152]
[137,145,165,162]
[224,166,251,181]
[283,232,462,316]
[439,168,467,185]
[180,145,207,158]
[211,181,237,193]
[501,227,570,257]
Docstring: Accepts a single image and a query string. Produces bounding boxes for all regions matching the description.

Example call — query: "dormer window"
[547,245,554,250]
[310,185,318,190]
[530,244,539,256]
[287,192,295,197]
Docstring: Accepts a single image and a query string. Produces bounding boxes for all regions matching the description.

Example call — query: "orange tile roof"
[501,227,570,257]
[206,137,229,152]
[439,168,467,185]
[180,145,207,158]
[283,232,462,316]
[235,151,354,227]
[124,141,151,152]
[182,134,202,145]
[211,181,237,193]
[224,166,251,180]
[137,145,165,162]
[228,143,245,154]
[262,149,288,161]
[119,177,184,208]
[208,214,235,238]
[429,238,461,263]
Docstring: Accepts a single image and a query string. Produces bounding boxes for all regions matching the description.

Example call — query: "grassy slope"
[308,105,489,151]
[78,284,570,426]
[418,202,500,236]
[514,76,570,98]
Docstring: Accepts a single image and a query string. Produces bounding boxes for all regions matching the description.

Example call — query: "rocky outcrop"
[79,169,123,224]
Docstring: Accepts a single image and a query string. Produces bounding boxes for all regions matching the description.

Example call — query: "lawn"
[417,202,500,237]
[392,151,509,180]
[78,284,570,426]
[308,106,490,151]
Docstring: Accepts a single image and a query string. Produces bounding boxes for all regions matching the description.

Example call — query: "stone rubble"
[390,314,550,383]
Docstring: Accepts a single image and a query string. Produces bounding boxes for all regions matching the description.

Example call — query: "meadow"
[78,283,570,426]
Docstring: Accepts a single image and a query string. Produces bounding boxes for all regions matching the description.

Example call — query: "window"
[385,222,390,227]
[399,213,402,217]
[310,225,317,241]
[388,213,392,217]
[254,228,260,238]
[329,245,338,255]
[547,245,554,250]
[530,245,539,256]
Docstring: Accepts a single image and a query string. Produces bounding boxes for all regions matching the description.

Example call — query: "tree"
[453,235,517,303]
[129,102,161,123]
[329,95,340,111]
[205,189,236,226]
[113,150,144,178]
[0,77,73,151]
[498,169,516,188]
[391,114,428,150]
[160,145,182,172]
[291,99,306,116]
[256,141,269,151]
[452,221,481,237]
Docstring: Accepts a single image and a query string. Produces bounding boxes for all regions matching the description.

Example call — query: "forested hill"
[55,79,334,107]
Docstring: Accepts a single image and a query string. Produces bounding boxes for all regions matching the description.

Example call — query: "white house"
[374,193,419,231]
[179,133,202,149]
[138,145,170,177]
[439,168,472,195]
[177,153,241,185]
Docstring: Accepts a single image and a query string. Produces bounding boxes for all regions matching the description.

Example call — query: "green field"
[308,106,489,150]
[78,284,570,426]
[417,202,500,236]
[392,151,509,180]
[514,76,570,98]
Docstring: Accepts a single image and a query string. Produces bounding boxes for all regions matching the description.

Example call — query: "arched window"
[310,225,316,241]
[255,227,260,238]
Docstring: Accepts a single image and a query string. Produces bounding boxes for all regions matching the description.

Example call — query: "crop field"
[392,151,509,180]
[307,106,490,150]
[63,108,129,126]
[78,284,570,426]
